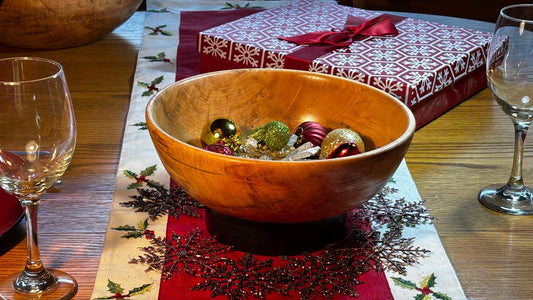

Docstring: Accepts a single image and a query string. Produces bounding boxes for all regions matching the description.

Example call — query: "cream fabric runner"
[91,1,466,299]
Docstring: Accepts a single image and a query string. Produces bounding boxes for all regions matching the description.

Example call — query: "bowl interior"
[150,69,411,153]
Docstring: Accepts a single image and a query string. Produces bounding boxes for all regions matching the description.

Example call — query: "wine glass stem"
[508,121,530,190]
[14,200,57,294]
[23,201,45,275]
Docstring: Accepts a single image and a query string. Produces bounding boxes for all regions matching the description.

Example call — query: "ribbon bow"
[280,14,400,47]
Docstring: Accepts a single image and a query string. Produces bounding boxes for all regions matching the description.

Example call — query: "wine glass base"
[478,184,533,215]
[0,269,77,300]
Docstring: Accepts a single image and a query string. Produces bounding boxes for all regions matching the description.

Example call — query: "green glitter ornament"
[264,121,291,151]
[248,120,291,151]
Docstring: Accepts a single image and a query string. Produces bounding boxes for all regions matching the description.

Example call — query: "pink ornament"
[203,143,234,156]
[295,121,328,147]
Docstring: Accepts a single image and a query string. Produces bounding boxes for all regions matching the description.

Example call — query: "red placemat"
[0,188,23,238]
[159,211,394,299]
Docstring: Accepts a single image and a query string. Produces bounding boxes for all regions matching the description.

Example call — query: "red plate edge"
[0,187,24,238]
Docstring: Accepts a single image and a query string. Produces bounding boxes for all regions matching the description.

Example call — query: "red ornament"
[295,121,328,147]
[326,142,361,159]
[203,143,234,156]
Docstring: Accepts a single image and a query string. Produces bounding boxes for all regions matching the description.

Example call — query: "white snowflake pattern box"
[198,0,492,128]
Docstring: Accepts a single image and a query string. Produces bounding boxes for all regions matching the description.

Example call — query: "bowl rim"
[146,68,416,164]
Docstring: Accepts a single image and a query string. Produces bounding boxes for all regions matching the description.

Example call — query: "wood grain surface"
[0,10,532,300]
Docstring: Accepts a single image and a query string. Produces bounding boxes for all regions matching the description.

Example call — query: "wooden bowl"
[0,0,142,49]
[146,69,415,223]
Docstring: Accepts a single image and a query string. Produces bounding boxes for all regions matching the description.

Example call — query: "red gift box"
[198,0,492,129]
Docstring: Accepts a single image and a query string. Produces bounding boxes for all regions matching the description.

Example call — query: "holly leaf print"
[107,279,124,295]
[92,280,153,299]
[138,76,164,97]
[128,283,153,296]
[142,55,158,60]
[146,180,162,188]
[147,8,168,13]
[393,273,451,300]
[112,225,137,231]
[421,273,437,288]
[123,231,146,239]
[124,165,162,189]
[141,89,153,97]
[433,291,452,300]
[124,170,138,179]
[112,218,150,239]
[142,52,172,64]
[151,75,164,85]
[127,182,143,190]
[140,165,157,177]
[138,218,149,230]
[132,122,147,130]
[145,24,172,36]
[391,277,417,290]
[222,2,264,9]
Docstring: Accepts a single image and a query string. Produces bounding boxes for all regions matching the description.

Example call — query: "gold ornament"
[200,118,242,151]
[320,128,365,158]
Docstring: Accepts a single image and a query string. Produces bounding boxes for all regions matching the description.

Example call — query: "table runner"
[91,1,467,299]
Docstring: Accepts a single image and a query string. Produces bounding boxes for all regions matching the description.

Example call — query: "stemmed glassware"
[0,57,77,298]
[478,4,533,215]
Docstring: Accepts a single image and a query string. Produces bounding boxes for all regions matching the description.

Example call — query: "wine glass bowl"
[478,4,533,215]
[0,57,77,299]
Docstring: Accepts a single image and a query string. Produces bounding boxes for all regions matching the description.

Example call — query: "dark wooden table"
[0,10,531,300]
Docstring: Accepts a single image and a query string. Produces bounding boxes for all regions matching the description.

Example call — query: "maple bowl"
[146,69,415,223]
[0,0,143,49]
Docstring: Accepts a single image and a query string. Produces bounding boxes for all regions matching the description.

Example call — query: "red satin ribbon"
[280,14,399,47]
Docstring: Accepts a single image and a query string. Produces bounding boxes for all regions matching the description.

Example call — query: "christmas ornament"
[203,144,234,156]
[295,121,328,147]
[264,121,291,151]
[248,121,291,151]
[320,128,365,158]
[200,118,242,151]
[326,142,361,159]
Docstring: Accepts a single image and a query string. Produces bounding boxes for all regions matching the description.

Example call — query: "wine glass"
[0,57,77,298]
[478,4,533,215]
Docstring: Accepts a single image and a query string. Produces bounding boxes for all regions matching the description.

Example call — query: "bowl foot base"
[205,209,346,256]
